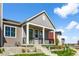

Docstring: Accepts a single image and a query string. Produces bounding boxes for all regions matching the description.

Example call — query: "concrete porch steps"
[34,44,57,56]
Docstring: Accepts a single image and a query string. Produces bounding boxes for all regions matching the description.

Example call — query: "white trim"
[4,25,17,38]
[21,26,23,44]
[26,23,29,44]
[23,11,46,23]
[28,22,55,30]
[22,26,23,38]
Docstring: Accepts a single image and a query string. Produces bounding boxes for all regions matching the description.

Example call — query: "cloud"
[54,3,79,18]
[76,24,79,30]
[65,36,79,44]
[66,21,78,30]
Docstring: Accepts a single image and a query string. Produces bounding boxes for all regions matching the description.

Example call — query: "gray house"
[2,11,57,47]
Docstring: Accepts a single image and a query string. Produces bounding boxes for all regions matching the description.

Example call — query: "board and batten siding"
[29,13,55,29]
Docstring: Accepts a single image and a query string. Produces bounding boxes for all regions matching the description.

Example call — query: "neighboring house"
[2,11,57,47]
[56,31,62,45]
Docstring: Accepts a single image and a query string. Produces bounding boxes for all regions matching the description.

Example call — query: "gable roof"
[3,11,56,29]
[22,10,56,29]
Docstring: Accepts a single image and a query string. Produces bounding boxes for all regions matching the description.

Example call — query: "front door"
[34,30,39,44]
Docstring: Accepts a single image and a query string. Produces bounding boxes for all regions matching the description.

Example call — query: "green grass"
[51,47,76,56]
[15,53,47,56]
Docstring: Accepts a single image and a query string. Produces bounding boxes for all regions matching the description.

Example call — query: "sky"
[3,3,79,44]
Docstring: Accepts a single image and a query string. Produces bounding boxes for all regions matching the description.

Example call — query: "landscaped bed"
[0,48,5,54]
[51,46,76,56]
[15,53,47,56]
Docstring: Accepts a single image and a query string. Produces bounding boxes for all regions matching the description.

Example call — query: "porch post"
[53,29,56,45]
[21,26,23,44]
[26,23,29,44]
[43,27,45,44]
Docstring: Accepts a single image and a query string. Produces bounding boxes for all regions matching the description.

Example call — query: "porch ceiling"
[29,24,54,31]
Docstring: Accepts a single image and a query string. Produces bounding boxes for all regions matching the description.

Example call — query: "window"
[5,27,10,36]
[5,26,16,37]
[35,30,38,38]
[39,30,42,38]
[11,27,15,37]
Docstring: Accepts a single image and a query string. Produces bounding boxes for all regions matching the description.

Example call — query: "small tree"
[55,38,59,46]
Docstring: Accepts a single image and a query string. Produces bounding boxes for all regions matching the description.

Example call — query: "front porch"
[21,23,56,45]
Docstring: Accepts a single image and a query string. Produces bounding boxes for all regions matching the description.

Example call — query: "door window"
[35,30,38,38]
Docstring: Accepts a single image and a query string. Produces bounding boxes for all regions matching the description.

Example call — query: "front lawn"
[51,46,76,56]
[15,53,47,56]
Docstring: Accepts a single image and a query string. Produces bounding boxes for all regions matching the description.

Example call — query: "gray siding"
[3,24,22,47]
[29,13,54,29]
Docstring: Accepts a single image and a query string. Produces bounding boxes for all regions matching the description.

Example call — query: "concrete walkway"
[0,47,23,56]
[34,44,57,56]
[0,45,57,56]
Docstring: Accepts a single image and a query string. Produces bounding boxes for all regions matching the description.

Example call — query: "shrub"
[50,45,62,49]
[0,49,2,53]
[51,45,76,56]
[21,48,26,53]
[55,38,59,45]
[2,48,5,52]
[0,48,4,53]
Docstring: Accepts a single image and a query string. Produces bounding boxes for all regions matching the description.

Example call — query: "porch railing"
[22,37,54,44]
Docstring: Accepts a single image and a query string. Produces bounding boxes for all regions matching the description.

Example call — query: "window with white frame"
[5,26,16,37]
